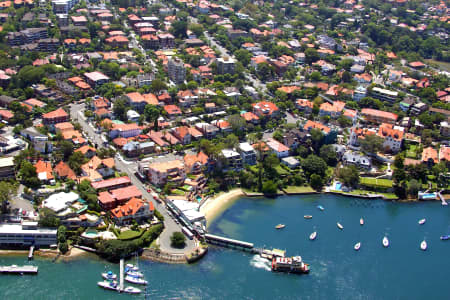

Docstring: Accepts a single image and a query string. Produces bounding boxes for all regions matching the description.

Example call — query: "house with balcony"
[146,160,186,186]
[222,149,243,171]
[110,197,154,225]
[238,142,257,166]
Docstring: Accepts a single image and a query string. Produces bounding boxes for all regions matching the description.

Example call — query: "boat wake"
[250,255,271,271]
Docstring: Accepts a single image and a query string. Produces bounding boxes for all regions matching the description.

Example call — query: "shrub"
[59,241,69,254]
[170,231,186,249]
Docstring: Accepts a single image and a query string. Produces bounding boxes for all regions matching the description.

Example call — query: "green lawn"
[117,229,143,240]
[45,182,62,189]
[275,165,290,176]
[360,177,393,188]
[350,189,398,199]
[406,145,418,159]
[283,186,315,193]
[170,189,185,196]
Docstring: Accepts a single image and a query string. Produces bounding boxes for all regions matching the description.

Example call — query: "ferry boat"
[271,256,310,274]
[360,218,364,225]
[275,224,286,229]
[383,237,389,248]
[354,242,361,251]
[125,275,148,285]
[309,232,317,240]
[304,215,312,219]
[102,271,117,280]
[420,240,427,251]
[440,235,450,240]
[418,218,426,225]
[337,222,344,230]
[317,205,324,211]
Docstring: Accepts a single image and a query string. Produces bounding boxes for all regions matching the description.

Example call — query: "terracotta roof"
[296,99,313,109]
[34,160,54,180]
[303,120,331,134]
[98,191,115,206]
[266,138,290,153]
[75,145,96,155]
[91,176,131,190]
[422,147,438,163]
[241,111,259,122]
[54,161,76,180]
[110,185,142,201]
[43,108,68,120]
[439,146,450,162]
[377,123,404,141]
[361,108,398,121]
[252,101,278,116]
[164,105,182,115]
[110,197,154,219]
[54,122,74,132]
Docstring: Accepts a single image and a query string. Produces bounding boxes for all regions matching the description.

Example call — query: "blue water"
[0,194,449,299]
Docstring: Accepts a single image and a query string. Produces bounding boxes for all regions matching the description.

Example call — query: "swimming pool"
[421,193,437,200]
[335,183,342,191]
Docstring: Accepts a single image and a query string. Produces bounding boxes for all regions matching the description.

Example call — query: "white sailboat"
[418,218,426,225]
[309,231,317,240]
[420,240,427,251]
[382,237,389,248]
[354,242,361,251]
[360,218,364,225]
[337,222,344,230]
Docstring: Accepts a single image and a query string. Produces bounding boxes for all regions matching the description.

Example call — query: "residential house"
[54,161,76,181]
[0,157,15,179]
[281,156,300,169]
[422,147,438,167]
[172,126,191,145]
[377,123,404,153]
[195,122,219,139]
[75,145,96,158]
[252,101,279,118]
[80,156,115,182]
[319,101,345,118]
[370,87,398,105]
[361,108,398,124]
[110,197,154,225]
[216,57,235,74]
[42,108,69,125]
[91,176,131,191]
[184,152,209,174]
[34,160,54,184]
[20,127,52,153]
[296,99,313,115]
[342,151,371,169]
[266,138,290,158]
[84,71,109,86]
[238,142,257,166]
[163,104,182,119]
[109,123,141,139]
[221,149,243,171]
[146,160,186,186]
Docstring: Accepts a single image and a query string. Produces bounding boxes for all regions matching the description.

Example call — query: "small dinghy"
[337,222,344,230]
[383,237,389,248]
[309,231,317,240]
[418,218,426,225]
[354,242,361,251]
[360,218,364,226]
[304,215,312,219]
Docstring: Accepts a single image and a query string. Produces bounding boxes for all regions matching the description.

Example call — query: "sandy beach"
[200,189,244,225]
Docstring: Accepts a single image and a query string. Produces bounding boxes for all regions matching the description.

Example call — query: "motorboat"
[317,205,324,211]
[98,280,118,291]
[360,218,364,226]
[125,275,148,285]
[440,235,450,240]
[304,215,312,219]
[102,271,117,280]
[420,240,427,251]
[122,286,142,294]
[383,237,389,248]
[337,222,344,230]
[275,224,286,229]
[126,271,144,278]
[418,218,426,225]
[354,242,361,251]
[309,232,317,240]
[125,264,139,272]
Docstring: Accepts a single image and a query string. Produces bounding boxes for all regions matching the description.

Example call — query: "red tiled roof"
[54,161,76,180]
[42,108,68,120]
[91,176,131,190]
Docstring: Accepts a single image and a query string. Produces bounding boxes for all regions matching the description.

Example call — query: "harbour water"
[1,194,449,299]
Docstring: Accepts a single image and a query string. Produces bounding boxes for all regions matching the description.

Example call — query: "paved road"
[69,103,195,253]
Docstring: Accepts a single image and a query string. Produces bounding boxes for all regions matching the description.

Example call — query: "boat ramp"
[0,265,38,274]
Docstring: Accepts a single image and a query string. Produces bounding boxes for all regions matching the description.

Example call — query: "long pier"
[204,234,254,250]
[0,265,38,274]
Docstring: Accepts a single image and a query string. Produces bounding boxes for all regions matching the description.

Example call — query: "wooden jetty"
[28,245,35,260]
[0,265,38,274]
